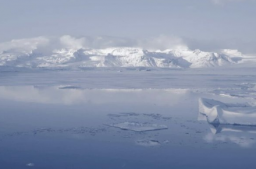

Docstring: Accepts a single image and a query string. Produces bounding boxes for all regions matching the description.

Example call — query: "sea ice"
[136,139,161,146]
[199,98,256,125]
[108,122,168,132]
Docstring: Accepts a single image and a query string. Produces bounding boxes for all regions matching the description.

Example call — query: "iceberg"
[108,122,168,132]
[199,98,256,125]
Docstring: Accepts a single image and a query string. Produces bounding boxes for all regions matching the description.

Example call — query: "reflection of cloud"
[0,86,84,105]
[204,132,255,148]
[0,86,189,105]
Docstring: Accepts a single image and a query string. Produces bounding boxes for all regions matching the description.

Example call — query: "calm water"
[0,86,256,169]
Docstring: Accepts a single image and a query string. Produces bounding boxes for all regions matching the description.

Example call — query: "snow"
[108,122,168,132]
[199,98,256,125]
[1,36,255,69]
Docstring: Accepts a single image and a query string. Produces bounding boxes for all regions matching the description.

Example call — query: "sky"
[0,0,256,53]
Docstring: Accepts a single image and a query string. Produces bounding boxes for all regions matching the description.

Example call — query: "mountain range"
[0,37,254,69]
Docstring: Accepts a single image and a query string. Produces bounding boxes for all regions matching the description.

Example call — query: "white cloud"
[0,37,49,54]
[58,35,188,50]
[58,35,136,49]
[137,35,188,50]
[0,35,252,55]
[59,35,86,50]
[0,35,186,51]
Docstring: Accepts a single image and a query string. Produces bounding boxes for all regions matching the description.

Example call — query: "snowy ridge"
[0,36,253,69]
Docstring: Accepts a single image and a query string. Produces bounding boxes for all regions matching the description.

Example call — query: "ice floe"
[108,122,168,132]
[199,98,256,125]
[108,112,140,118]
[136,139,161,146]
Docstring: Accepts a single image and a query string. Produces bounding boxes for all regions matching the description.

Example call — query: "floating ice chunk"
[108,112,140,118]
[58,85,82,89]
[108,122,168,132]
[199,98,256,125]
[136,139,161,146]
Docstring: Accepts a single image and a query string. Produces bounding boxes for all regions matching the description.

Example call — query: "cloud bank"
[0,35,187,52]
[0,35,255,56]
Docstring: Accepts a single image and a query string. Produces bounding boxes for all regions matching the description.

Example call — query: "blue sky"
[0,0,255,53]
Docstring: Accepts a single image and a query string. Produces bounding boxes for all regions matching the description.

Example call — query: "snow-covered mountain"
[0,37,253,69]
